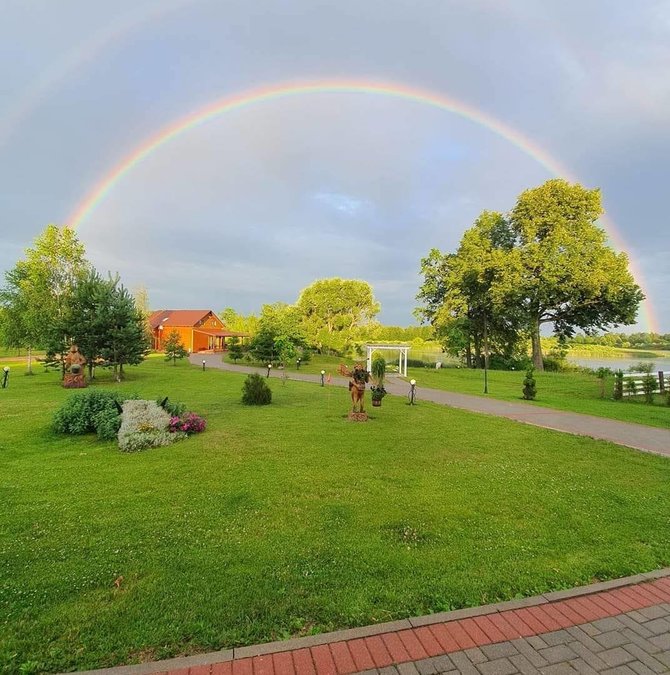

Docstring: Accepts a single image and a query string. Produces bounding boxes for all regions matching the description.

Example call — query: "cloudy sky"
[1,0,668,331]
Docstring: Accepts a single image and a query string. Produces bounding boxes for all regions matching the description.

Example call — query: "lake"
[568,355,670,373]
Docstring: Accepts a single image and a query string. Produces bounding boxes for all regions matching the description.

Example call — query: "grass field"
[2,358,670,673]
[225,353,670,429]
[401,367,670,429]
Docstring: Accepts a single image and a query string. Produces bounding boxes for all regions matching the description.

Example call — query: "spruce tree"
[164,329,188,365]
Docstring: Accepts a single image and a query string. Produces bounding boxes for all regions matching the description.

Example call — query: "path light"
[1,366,9,389]
[320,370,325,386]
[202,359,206,371]
[267,363,272,378]
[409,378,416,405]
[296,357,301,370]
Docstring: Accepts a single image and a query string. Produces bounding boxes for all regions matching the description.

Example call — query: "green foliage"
[53,389,124,436]
[371,352,386,384]
[625,378,638,398]
[0,224,89,374]
[641,374,657,404]
[160,398,187,417]
[296,278,380,354]
[241,373,272,405]
[630,361,654,374]
[249,328,276,364]
[613,370,624,401]
[163,329,188,365]
[93,407,122,441]
[227,336,243,362]
[417,180,644,373]
[522,368,537,400]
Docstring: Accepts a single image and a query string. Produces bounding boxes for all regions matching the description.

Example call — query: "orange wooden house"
[149,310,246,353]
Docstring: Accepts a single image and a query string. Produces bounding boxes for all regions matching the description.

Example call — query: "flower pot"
[371,399,382,407]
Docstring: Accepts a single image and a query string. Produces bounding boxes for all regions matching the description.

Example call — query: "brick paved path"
[192,356,670,457]
[80,571,670,675]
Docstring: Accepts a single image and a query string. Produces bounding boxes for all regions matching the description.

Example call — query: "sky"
[1,0,668,332]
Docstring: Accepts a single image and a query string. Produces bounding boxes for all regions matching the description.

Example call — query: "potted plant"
[370,353,387,407]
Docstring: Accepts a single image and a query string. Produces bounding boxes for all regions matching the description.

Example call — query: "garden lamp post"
[409,378,416,405]
[296,357,301,370]
[320,370,325,386]
[267,363,272,378]
[202,359,206,371]
[1,366,9,389]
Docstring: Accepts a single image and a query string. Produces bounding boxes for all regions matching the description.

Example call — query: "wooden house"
[149,310,246,353]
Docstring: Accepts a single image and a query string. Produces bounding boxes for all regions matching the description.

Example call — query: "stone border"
[70,568,670,675]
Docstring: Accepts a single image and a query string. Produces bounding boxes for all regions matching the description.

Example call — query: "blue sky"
[1,0,668,331]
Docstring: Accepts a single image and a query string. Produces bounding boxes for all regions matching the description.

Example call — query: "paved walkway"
[79,570,670,674]
[192,356,670,457]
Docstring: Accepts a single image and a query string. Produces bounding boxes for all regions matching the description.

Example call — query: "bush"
[242,373,272,405]
[613,370,624,400]
[542,357,565,372]
[93,408,122,441]
[641,374,657,404]
[522,368,537,400]
[159,398,187,418]
[406,358,429,368]
[53,389,125,436]
[118,400,184,452]
[625,378,638,398]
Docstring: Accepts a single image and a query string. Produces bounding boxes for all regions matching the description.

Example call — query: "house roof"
[149,310,213,329]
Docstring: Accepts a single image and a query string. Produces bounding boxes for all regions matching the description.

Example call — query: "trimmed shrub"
[522,368,537,400]
[118,400,184,452]
[242,373,272,405]
[53,389,125,435]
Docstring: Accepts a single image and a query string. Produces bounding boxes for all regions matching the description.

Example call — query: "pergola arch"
[365,344,410,377]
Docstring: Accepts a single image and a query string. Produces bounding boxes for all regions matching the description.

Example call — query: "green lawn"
[2,359,670,673]
[402,367,670,429]
[226,353,670,428]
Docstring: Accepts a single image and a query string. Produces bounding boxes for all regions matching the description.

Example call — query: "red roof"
[149,310,213,329]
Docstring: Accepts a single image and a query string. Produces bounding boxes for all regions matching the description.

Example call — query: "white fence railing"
[621,371,669,396]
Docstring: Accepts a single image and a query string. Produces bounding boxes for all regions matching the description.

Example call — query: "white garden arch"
[365,344,410,377]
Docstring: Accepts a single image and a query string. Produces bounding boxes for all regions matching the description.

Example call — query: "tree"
[220,307,259,336]
[0,224,89,373]
[163,329,188,365]
[296,278,380,354]
[249,328,276,364]
[416,214,523,368]
[417,180,644,372]
[503,179,643,370]
[99,281,150,380]
[227,336,243,362]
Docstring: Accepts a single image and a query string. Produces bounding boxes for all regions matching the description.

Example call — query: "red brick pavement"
[140,576,670,675]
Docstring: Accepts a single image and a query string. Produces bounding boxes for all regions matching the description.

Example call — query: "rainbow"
[67,79,658,332]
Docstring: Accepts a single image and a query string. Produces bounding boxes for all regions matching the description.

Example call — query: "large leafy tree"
[0,224,89,373]
[503,179,643,369]
[417,180,643,371]
[417,213,523,367]
[296,278,380,354]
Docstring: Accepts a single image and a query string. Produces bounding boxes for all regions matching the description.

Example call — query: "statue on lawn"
[63,344,87,388]
[338,362,370,421]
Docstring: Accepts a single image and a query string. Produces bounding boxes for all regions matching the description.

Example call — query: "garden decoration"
[2,366,9,389]
[63,344,87,388]
[338,362,370,421]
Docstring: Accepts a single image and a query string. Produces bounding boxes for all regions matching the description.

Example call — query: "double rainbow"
[67,79,657,332]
